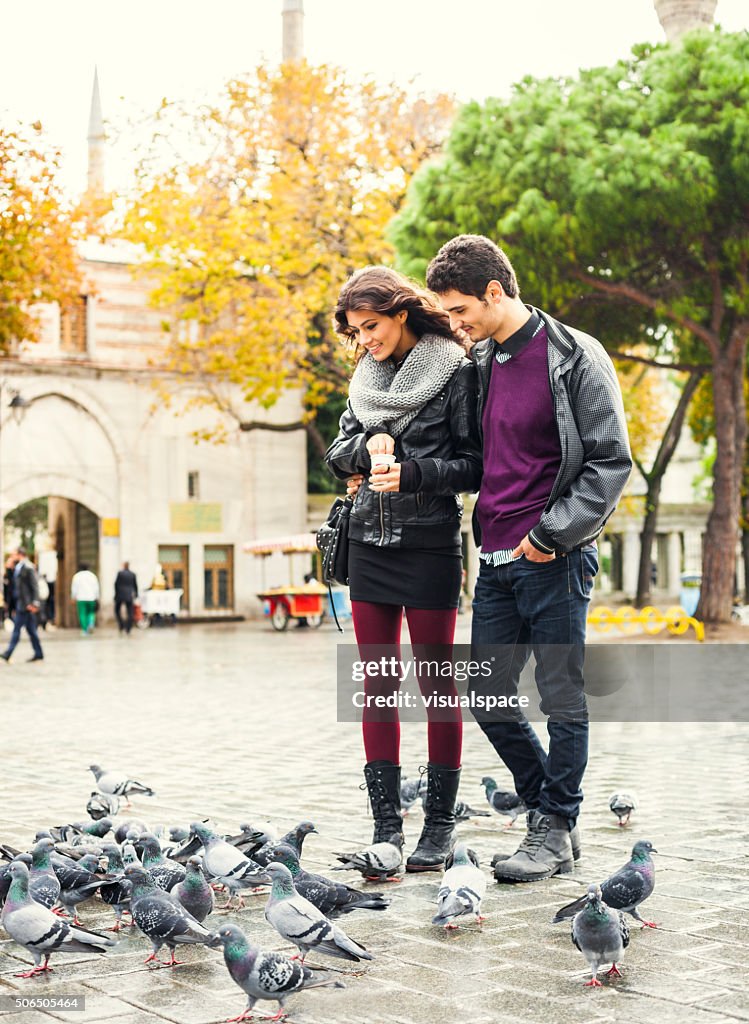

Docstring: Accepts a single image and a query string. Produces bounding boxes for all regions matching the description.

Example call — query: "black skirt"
[348,539,463,609]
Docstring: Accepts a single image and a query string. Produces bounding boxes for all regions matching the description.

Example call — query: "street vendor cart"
[244,533,328,631]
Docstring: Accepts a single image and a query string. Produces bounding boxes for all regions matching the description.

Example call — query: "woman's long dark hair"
[333,266,464,360]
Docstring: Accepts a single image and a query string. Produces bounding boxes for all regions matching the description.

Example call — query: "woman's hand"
[366,433,395,456]
[368,463,401,492]
[346,474,364,498]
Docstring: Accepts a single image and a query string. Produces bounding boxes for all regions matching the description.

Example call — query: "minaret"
[87,67,106,195]
[282,0,304,61]
[654,0,717,41]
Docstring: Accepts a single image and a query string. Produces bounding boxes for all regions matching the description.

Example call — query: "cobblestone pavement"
[0,620,747,1024]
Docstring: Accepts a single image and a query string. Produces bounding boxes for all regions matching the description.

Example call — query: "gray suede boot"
[492,821,581,865]
[492,809,574,882]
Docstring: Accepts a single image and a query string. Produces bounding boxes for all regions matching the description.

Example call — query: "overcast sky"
[2,0,746,195]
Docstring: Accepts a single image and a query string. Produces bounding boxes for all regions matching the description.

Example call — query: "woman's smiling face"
[346,308,412,362]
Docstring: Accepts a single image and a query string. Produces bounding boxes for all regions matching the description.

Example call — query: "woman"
[325,266,481,872]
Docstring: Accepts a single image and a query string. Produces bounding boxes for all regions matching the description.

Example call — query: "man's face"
[436,286,504,341]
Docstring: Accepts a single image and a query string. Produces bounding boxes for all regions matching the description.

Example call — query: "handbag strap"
[328,583,344,633]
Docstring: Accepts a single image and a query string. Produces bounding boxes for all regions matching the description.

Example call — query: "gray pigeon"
[113,819,148,845]
[270,843,390,917]
[264,862,374,964]
[432,844,486,928]
[88,764,155,804]
[54,853,107,924]
[125,864,215,967]
[553,840,658,927]
[170,856,214,923]
[189,822,270,908]
[609,791,638,827]
[86,791,120,820]
[333,832,403,881]
[572,884,630,986]
[99,844,132,931]
[28,838,61,911]
[1,862,113,977]
[438,798,490,822]
[226,823,276,858]
[210,923,345,1019]
[480,777,525,825]
[252,821,318,866]
[139,834,186,892]
[400,776,427,815]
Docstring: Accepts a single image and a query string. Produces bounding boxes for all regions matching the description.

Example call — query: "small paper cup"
[370,453,396,469]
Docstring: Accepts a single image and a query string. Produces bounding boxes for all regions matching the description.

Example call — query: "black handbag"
[316,496,352,587]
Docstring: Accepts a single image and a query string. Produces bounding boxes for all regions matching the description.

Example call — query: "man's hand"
[512,535,555,563]
[368,463,401,493]
[366,433,395,456]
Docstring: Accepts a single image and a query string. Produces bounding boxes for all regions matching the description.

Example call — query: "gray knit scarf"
[348,333,465,437]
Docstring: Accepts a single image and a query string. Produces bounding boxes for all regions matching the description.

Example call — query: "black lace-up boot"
[405,764,460,872]
[362,761,403,844]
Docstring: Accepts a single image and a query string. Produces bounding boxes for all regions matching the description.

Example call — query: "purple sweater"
[477,320,562,552]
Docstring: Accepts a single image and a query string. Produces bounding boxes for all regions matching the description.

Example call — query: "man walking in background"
[0,548,44,663]
[427,234,632,882]
[114,561,138,635]
[70,563,100,635]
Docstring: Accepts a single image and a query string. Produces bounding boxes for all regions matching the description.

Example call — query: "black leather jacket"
[325,358,482,548]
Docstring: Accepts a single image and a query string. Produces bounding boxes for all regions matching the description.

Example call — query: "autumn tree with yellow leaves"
[124,62,454,452]
[0,122,80,352]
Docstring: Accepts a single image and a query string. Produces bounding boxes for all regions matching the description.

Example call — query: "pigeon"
[86,791,120,820]
[332,833,403,881]
[252,821,318,866]
[189,822,270,908]
[553,840,658,928]
[226,823,275,858]
[264,862,374,964]
[572,884,630,986]
[480,777,525,825]
[168,825,191,845]
[1,862,113,977]
[270,843,390,918]
[432,843,486,929]
[452,799,491,823]
[88,764,155,804]
[401,776,427,815]
[139,834,186,892]
[54,852,107,924]
[124,864,216,967]
[210,923,345,1020]
[114,820,149,845]
[170,856,214,923]
[27,838,61,911]
[51,818,113,843]
[609,791,638,827]
[99,844,133,931]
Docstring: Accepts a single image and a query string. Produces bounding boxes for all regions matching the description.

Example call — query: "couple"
[325,235,632,883]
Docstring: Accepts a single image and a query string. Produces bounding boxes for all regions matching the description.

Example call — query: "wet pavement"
[0,620,747,1023]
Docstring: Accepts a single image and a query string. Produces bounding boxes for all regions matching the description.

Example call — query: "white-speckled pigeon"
[252,821,318,866]
[609,791,638,827]
[270,844,390,918]
[432,843,486,929]
[99,844,132,931]
[264,863,374,964]
[189,822,270,908]
[28,839,61,911]
[124,864,215,967]
[210,922,345,1020]
[572,884,630,986]
[553,840,658,927]
[170,856,214,923]
[480,777,525,826]
[88,764,155,804]
[1,862,113,977]
[139,834,186,892]
[332,832,403,881]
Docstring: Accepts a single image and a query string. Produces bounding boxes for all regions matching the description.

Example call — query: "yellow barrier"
[587,605,705,642]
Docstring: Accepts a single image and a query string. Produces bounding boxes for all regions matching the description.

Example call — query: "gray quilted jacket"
[472,307,632,554]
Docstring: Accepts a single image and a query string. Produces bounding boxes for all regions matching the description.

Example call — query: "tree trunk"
[634,371,703,608]
[742,523,749,605]
[697,342,748,622]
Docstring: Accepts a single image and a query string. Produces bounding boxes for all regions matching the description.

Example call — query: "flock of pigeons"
[0,767,656,1019]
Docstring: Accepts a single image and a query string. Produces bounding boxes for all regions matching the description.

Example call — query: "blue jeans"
[4,610,44,659]
[470,547,598,826]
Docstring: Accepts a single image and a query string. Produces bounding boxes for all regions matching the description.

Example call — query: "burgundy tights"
[351,601,462,770]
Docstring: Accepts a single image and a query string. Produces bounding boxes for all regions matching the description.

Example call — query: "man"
[426,235,632,882]
[0,548,44,663]
[114,562,138,635]
[70,563,100,635]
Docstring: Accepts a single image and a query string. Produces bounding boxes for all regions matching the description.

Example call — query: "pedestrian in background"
[0,548,44,663]
[70,563,100,635]
[114,561,138,635]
